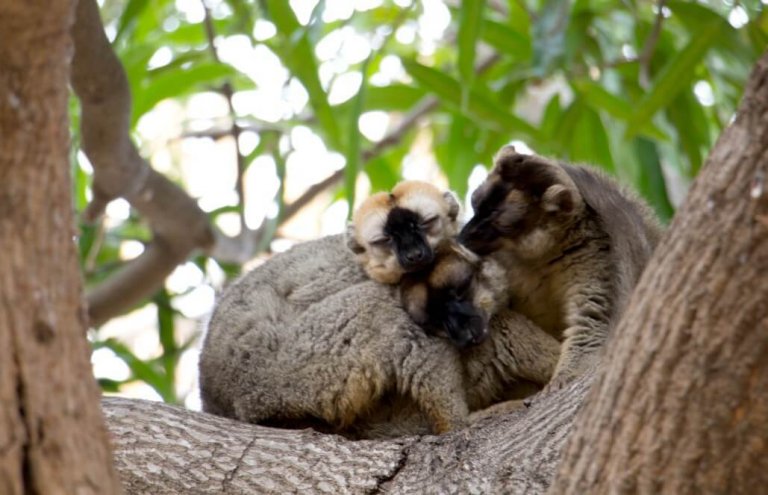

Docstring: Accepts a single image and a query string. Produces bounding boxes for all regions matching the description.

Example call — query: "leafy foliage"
[75,0,766,403]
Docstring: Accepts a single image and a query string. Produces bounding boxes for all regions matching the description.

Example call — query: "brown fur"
[460,146,663,390]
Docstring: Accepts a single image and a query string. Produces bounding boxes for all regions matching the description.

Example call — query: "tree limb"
[103,372,589,494]
[71,0,215,326]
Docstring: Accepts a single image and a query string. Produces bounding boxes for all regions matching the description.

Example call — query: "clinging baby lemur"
[347,180,502,348]
[459,146,662,390]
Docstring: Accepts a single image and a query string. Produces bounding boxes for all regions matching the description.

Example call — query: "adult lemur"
[460,146,662,391]
[200,181,559,437]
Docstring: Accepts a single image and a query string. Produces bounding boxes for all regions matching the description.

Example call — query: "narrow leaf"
[345,57,372,217]
[435,114,480,199]
[403,60,537,138]
[265,0,342,149]
[666,89,710,177]
[132,62,237,124]
[625,21,723,138]
[634,137,674,222]
[115,0,150,42]
[574,81,667,140]
[570,107,614,174]
[480,18,531,61]
[458,0,486,87]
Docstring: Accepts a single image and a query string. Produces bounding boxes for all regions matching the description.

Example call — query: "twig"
[639,0,667,88]
[201,1,247,232]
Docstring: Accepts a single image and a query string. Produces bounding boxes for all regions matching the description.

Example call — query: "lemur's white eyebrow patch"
[358,210,388,243]
[398,194,442,221]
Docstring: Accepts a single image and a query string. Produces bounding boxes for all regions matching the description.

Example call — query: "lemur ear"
[542,184,576,213]
[492,145,525,176]
[442,191,461,222]
[345,222,365,254]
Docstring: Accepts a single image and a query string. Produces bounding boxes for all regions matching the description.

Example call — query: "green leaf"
[403,60,537,138]
[574,81,667,140]
[264,0,342,149]
[365,156,401,192]
[480,18,531,61]
[665,88,710,177]
[95,339,174,402]
[435,114,480,199]
[634,137,674,222]
[115,0,151,42]
[334,84,426,118]
[345,56,372,217]
[554,98,584,154]
[155,289,178,401]
[625,20,723,138]
[132,62,237,124]
[570,106,615,174]
[531,0,571,76]
[457,0,486,88]
[539,93,562,152]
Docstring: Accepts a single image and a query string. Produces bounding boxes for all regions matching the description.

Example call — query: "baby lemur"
[346,180,498,348]
[346,180,460,284]
[200,180,559,437]
[460,146,662,390]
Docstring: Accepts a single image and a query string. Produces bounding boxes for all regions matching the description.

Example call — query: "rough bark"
[550,50,768,494]
[103,387,585,495]
[101,51,768,494]
[0,1,122,493]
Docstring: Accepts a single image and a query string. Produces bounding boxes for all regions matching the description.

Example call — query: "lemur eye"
[421,216,438,228]
[370,236,391,247]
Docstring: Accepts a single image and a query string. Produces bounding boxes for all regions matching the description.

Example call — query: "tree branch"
[103,372,589,494]
[71,0,215,326]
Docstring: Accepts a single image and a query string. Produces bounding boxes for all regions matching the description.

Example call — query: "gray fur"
[199,234,559,438]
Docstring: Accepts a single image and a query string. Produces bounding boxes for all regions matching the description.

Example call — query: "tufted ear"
[345,222,365,254]
[442,191,461,222]
[542,184,577,213]
[492,145,525,175]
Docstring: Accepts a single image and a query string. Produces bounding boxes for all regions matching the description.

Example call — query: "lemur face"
[347,181,460,284]
[401,245,507,349]
[459,146,584,260]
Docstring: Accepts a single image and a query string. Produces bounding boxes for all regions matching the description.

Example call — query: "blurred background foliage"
[74,0,767,406]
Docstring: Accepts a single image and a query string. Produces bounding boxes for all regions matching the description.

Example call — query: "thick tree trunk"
[102,51,768,494]
[0,2,122,494]
[550,51,768,494]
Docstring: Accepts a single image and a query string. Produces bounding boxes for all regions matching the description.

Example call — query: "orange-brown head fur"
[347,180,460,284]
